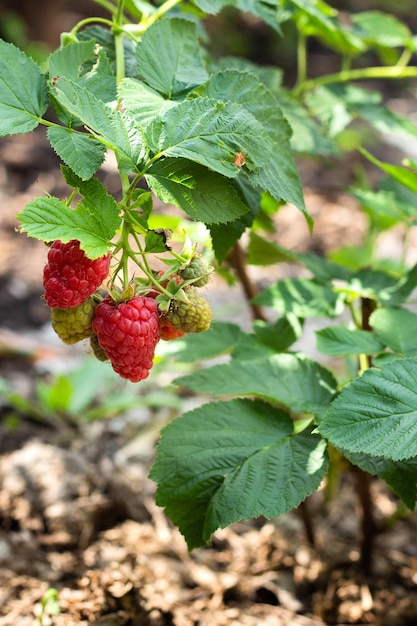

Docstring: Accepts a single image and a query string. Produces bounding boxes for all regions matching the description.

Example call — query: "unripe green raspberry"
[179,256,212,288]
[167,289,212,333]
[51,297,96,344]
[90,333,109,362]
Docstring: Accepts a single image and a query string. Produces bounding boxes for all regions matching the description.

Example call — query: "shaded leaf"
[175,352,338,417]
[146,158,249,224]
[171,322,245,363]
[370,307,417,356]
[345,451,417,510]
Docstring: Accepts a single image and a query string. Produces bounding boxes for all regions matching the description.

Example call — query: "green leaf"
[248,232,297,265]
[146,158,249,224]
[171,322,245,363]
[197,70,291,142]
[351,188,417,230]
[150,398,328,548]
[344,451,417,510]
[215,57,283,93]
[248,232,352,282]
[0,39,48,136]
[236,0,281,33]
[245,158,307,221]
[118,78,174,130]
[346,265,417,306]
[144,230,169,253]
[351,11,411,48]
[37,376,72,413]
[282,0,364,54]
[18,175,120,258]
[360,148,417,196]
[316,326,384,356]
[306,84,381,137]
[209,177,261,262]
[146,97,271,177]
[196,70,305,214]
[318,358,417,461]
[208,208,257,263]
[253,315,303,352]
[48,39,116,103]
[254,277,345,318]
[47,127,106,180]
[175,353,338,417]
[358,104,417,146]
[370,307,417,356]
[51,77,146,173]
[274,88,337,155]
[78,25,137,78]
[136,18,208,98]
[231,334,276,361]
[297,252,354,283]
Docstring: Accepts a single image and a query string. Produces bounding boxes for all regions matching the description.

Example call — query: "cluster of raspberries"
[43,240,212,383]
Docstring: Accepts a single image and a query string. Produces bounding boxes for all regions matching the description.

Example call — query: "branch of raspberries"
[43,237,213,383]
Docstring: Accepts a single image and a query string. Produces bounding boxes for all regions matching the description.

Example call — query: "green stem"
[341,54,352,72]
[396,47,413,68]
[140,0,183,30]
[129,232,174,297]
[296,31,307,89]
[66,189,78,206]
[294,65,417,96]
[113,0,126,88]
[68,16,116,38]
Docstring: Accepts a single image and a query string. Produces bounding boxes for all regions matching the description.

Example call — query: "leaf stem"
[295,31,308,89]
[114,23,125,87]
[294,65,417,96]
[139,0,183,30]
[68,17,117,38]
[396,47,413,68]
[228,242,267,322]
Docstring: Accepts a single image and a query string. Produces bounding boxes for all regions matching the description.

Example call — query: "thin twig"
[228,242,267,323]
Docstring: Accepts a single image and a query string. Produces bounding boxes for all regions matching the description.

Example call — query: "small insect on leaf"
[233,152,246,168]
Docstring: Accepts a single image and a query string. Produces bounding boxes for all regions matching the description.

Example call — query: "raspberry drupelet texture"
[159,315,186,341]
[92,295,160,382]
[179,256,212,287]
[167,288,212,333]
[43,240,110,309]
[51,296,96,344]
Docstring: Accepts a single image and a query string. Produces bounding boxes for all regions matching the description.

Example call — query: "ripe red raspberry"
[92,296,160,382]
[43,240,110,309]
[159,316,186,341]
[51,296,96,344]
[167,288,212,333]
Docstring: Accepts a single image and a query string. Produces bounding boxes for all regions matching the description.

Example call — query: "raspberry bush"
[1,0,417,569]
